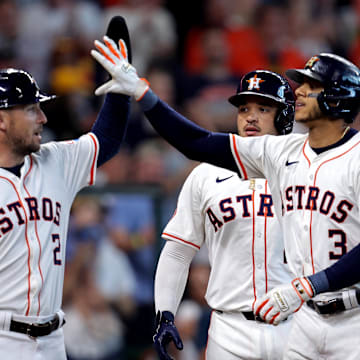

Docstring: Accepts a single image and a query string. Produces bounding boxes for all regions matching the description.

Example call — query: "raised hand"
[91,36,149,99]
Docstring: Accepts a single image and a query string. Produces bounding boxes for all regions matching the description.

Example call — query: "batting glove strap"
[134,78,150,101]
[153,311,183,360]
[291,277,314,302]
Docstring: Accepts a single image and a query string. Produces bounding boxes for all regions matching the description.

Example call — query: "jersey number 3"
[328,229,347,260]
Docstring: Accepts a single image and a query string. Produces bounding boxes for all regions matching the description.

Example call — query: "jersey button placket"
[304,165,316,275]
[27,221,41,315]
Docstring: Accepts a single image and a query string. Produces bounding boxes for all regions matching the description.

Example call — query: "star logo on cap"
[246,74,265,90]
[305,56,319,69]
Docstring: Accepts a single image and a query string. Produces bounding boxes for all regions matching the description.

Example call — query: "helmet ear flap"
[317,91,334,118]
[317,88,360,123]
[275,103,295,135]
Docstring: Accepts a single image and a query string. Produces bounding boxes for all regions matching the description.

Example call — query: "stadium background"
[1,0,360,359]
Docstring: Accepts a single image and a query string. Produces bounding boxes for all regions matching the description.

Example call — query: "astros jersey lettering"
[230,131,360,287]
[162,163,291,312]
[0,133,99,316]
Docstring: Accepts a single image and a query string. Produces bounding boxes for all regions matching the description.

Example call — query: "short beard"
[296,105,323,124]
[9,135,39,157]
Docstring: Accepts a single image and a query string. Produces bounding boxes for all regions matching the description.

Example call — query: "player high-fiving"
[0,17,132,359]
[92,30,360,359]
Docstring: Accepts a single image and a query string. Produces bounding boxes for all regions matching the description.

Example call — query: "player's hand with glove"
[254,277,315,325]
[90,36,149,100]
[153,311,183,360]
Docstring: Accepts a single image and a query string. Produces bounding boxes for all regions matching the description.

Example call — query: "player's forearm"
[91,93,130,166]
[139,90,238,172]
[308,243,360,294]
[154,240,197,314]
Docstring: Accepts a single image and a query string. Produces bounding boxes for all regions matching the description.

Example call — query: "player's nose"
[38,109,48,124]
[295,83,308,98]
[245,110,259,123]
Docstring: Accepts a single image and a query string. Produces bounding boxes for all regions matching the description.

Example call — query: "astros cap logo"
[305,56,320,69]
[246,74,265,90]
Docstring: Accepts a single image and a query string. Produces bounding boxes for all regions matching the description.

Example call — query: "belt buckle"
[26,323,36,340]
[308,297,344,315]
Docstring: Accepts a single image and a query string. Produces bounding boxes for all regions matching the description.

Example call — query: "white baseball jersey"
[230,131,360,287]
[162,163,291,312]
[0,133,99,317]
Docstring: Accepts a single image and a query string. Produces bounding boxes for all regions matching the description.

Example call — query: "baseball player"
[0,25,132,360]
[91,38,360,359]
[152,70,295,360]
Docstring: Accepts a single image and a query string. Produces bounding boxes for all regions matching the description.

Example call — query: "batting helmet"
[228,70,295,135]
[0,68,55,109]
[286,53,360,123]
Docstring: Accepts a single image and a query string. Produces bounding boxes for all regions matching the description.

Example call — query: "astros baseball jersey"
[230,131,360,287]
[162,163,291,312]
[0,133,99,317]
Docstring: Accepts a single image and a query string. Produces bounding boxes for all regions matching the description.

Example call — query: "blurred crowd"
[2,0,360,358]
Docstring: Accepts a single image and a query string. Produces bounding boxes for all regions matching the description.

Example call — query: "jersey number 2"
[52,234,62,265]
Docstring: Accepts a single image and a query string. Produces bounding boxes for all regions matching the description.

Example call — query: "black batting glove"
[153,311,183,360]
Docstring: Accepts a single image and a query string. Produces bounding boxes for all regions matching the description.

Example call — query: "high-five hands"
[254,277,314,325]
[91,36,149,99]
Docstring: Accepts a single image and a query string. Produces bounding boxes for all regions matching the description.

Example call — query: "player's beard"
[7,130,40,157]
[296,105,323,124]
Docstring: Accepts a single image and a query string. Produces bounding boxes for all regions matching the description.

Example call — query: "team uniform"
[0,54,130,358]
[161,162,292,359]
[0,133,99,359]
[0,18,132,360]
[91,34,360,359]
[229,128,360,359]
[130,56,360,359]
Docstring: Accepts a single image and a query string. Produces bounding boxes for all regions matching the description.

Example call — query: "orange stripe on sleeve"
[231,134,248,180]
[162,232,200,250]
[88,133,98,186]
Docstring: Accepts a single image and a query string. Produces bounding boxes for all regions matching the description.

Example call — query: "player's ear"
[0,110,10,131]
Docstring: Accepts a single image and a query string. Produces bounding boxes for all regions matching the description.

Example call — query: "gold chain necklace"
[340,126,350,140]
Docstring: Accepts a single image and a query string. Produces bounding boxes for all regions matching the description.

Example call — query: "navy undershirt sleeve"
[141,91,238,173]
[308,243,360,293]
[91,93,130,167]
[141,91,360,295]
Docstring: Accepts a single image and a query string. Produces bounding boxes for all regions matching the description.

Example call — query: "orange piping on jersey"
[88,133,98,186]
[307,139,360,273]
[302,139,311,167]
[231,134,248,180]
[264,181,268,293]
[251,189,257,309]
[0,176,32,316]
[162,232,201,250]
[23,155,44,315]
[309,196,315,274]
